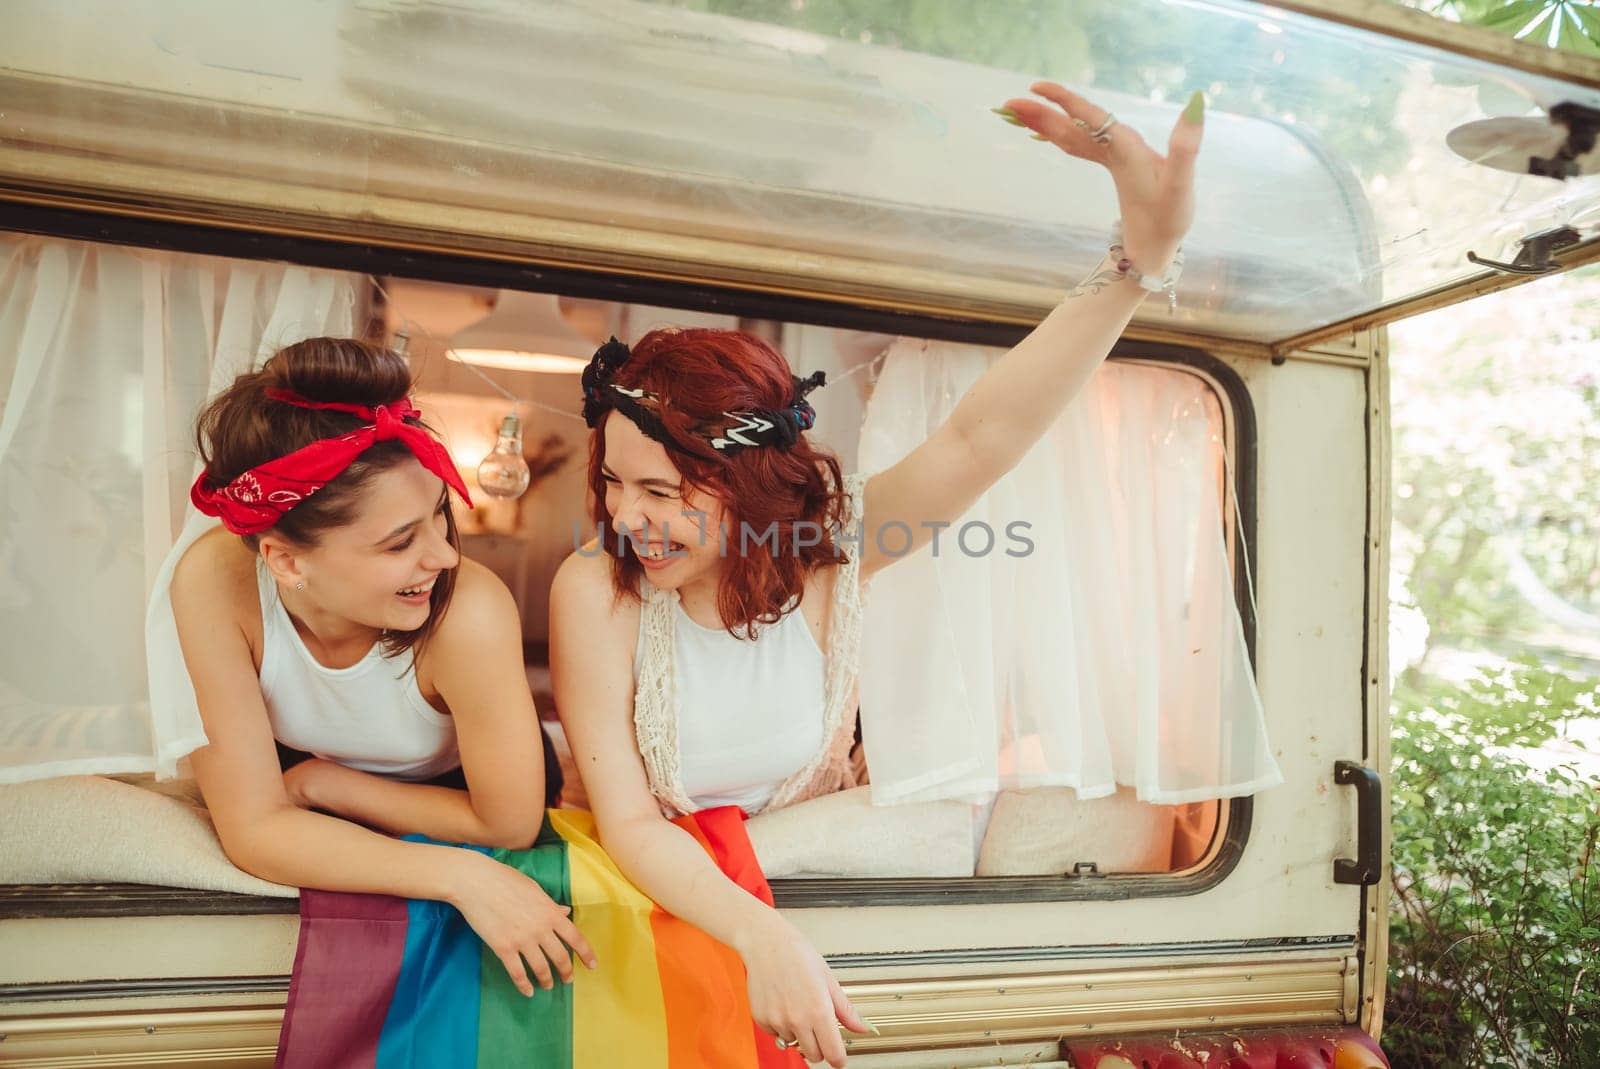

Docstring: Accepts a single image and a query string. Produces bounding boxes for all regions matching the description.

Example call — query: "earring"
[294,581,306,591]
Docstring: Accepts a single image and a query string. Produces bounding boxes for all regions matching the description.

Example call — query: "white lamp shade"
[449,290,592,374]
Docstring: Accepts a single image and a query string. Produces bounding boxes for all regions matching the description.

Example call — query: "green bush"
[1386,661,1600,1068]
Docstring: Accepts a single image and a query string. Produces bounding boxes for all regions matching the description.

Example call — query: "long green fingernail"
[991,106,1025,127]
[1031,133,1049,141]
[1183,90,1205,124]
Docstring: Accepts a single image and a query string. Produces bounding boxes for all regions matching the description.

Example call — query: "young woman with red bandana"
[550,83,1204,1068]
[169,337,594,998]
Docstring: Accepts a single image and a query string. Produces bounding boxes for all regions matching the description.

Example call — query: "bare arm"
[283,561,545,849]
[859,83,1203,578]
[549,550,864,1067]
[172,539,592,993]
[548,552,767,949]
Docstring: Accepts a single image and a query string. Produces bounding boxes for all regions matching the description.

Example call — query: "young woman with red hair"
[551,84,1203,1066]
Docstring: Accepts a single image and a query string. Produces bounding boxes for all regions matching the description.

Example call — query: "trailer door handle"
[1333,760,1382,887]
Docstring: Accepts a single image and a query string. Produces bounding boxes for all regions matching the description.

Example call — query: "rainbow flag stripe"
[275,808,803,1069]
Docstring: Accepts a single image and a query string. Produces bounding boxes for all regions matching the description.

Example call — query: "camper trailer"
[2,1,1598,1064]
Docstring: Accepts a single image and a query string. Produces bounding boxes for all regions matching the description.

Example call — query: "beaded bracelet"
[1110,219,1184,312]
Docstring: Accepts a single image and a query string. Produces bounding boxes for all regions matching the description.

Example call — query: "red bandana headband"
[190,389,473,535]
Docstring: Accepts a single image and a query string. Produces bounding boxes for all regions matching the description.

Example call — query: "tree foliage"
[1407,0,1600,55]
[1386,265,1600,1066]
[1388,663,1600,1067]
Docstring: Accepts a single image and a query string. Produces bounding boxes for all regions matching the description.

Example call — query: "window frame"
[0,202,1260,918]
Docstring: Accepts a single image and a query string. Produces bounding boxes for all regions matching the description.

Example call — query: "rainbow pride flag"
[275,808,804,1069]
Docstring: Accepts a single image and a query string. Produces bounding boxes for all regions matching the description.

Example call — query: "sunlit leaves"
[1406,0,1600,55]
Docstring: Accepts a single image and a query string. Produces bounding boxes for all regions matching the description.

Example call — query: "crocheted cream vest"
[633,472,867,817]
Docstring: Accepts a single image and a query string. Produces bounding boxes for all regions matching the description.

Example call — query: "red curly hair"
[587,328,850,638]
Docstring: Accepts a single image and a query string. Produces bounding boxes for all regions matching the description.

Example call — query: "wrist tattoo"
[1066,257,1130,299]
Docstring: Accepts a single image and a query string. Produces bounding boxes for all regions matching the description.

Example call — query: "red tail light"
[1063,1025,1388,1069]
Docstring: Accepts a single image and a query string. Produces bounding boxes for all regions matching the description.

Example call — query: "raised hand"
[999,82,1203,275]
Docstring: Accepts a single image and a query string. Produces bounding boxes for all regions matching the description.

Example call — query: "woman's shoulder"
[170,526,259,622]
[552,541,609,596]
[551,547,640,639]
[429,556,517,643]
[413,558,524,689]
[797,559,845,639]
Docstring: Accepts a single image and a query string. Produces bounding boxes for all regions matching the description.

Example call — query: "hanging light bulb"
[477,414,531,499]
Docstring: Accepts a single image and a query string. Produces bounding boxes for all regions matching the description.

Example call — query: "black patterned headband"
[580,336,825,457]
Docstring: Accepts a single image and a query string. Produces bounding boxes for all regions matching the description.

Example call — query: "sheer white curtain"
[0,234,357,784]
[778,323,893,473]
[857,338,1280,806]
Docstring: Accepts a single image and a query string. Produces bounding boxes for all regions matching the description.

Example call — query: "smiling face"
[260,457,461,633]
[600,415,728,593]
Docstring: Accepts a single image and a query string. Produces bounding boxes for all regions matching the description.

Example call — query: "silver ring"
[1089,113,1118,143]
[775,1037,798,1050]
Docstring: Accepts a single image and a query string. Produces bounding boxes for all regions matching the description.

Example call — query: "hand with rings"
[1073,114,1119,143]
[741,911,872,1066]
[996,82,1204,277]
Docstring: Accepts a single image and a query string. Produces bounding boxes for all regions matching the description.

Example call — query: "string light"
[371,275,884,429]
[476,414,532,499]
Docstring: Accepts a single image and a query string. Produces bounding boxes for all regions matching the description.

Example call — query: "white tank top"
[256,561,459,781]
[633,594,826,814]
